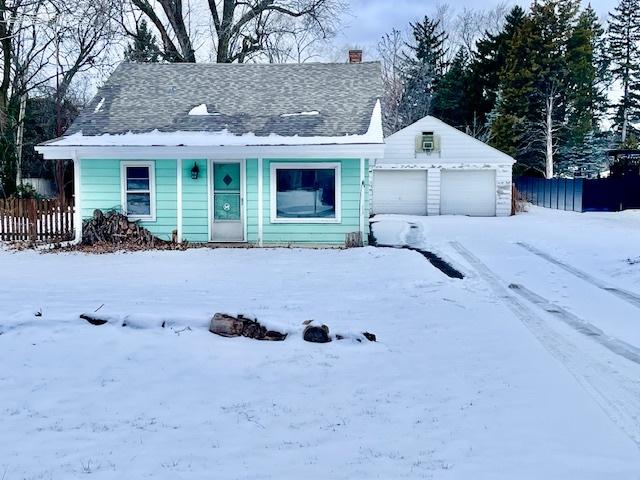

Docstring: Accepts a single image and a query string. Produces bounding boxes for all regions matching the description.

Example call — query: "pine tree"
[398,16,448,126]
[492,0,580,178]
[490,12,536,165]
[468,6,526,128]
[530,0,580,178]
[125,20,161,63]
[407,16,448,77]
[433,48,471,128]
[608,0,640,145]
[557,131,612,177]
[564,5,609,164]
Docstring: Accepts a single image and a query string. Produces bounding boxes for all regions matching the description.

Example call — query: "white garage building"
[372,116,514,217]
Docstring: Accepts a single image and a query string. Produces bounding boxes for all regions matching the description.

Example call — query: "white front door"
[211,161,244,242]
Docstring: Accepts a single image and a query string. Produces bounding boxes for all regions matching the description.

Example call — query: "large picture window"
[270,163,341,223]
[121,162,155,220]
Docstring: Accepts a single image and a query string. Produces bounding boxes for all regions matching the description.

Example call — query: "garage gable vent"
[415,131,440,154]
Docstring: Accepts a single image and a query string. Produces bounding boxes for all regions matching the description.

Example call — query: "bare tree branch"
[129,0,191,61]
[378,28,405,135]
[132,0,346,63]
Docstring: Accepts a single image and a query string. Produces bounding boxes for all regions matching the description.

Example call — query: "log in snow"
[209,313,287,341]
[79,313,108,326]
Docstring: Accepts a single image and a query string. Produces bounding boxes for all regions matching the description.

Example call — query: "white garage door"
[440,170,496,216]
[372,170,427,215]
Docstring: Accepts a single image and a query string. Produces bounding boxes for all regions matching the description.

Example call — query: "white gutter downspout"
[257,157,264,247]
[176,159,183,243]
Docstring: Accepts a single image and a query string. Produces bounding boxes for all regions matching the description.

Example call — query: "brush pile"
[83,209,155,246]
[78,209,182,252]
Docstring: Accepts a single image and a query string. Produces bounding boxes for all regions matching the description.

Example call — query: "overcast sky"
[337,0,618,59]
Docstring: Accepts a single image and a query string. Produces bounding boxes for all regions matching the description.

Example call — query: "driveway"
[372,207,640,454]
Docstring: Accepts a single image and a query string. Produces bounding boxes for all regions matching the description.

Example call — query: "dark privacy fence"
[515,176,640,212]
[515,177,583,212]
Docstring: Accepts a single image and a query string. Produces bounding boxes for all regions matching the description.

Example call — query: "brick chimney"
[348,49,363,64]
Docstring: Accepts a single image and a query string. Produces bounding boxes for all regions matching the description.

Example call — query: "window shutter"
[433,134,441,153]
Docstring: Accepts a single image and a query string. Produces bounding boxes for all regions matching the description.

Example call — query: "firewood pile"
[77,209,183,252]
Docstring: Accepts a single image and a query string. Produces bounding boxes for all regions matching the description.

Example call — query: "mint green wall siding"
[261,158,366,245]
[181,159,208,242]
[80,159,121,217]
[79,156,368,245]
[245,159,259,243]
[140,159,177,241]
[80,159,177,241]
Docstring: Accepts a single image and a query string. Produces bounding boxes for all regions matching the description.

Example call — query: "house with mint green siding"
[36,61,383,246]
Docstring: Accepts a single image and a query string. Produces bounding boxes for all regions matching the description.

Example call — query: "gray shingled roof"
[64,62,382,138]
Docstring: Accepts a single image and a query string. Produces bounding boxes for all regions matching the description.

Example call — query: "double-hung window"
[270,163,341,223]
[121,162,155,221]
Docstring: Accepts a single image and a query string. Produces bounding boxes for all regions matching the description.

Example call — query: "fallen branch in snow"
[209,313,287,341]
[80,313,109,326]
[173,326,192,335]
[78,310,375,343]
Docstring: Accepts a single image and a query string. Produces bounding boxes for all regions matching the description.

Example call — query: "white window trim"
[120,161,156,221]
[269,162,341,224]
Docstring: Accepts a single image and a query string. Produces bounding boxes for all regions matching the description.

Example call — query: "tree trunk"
[545,95,554,179]
[55,160,67,201]
[14,93,26,188]
[159,0,196,62]
[621,79,629,144]
[215,0,236,63]
[131,0,194,62]
[217,32,231,63]
[0,4,14,134]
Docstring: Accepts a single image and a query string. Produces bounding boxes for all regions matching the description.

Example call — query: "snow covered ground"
[1,207,640,479]
[372,207,640,347]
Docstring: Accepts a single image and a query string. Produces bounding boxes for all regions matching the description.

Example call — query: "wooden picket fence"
[0,198,74,243]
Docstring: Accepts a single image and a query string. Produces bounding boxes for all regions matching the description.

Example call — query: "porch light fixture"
[191,162,200,180]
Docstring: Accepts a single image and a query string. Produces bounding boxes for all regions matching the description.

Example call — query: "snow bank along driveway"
[2,211,640,479]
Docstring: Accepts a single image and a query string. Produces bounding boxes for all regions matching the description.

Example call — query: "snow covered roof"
[42,62,383,147]
[49,100,382,147]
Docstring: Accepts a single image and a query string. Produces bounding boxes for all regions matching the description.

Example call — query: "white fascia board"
[35,143,384,160]
[35,145,77,159]
[373,160,515,169]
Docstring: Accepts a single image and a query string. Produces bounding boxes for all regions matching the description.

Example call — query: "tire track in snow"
[450,240,640,449]
[508,283,640,365]
[518,241,640,309]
